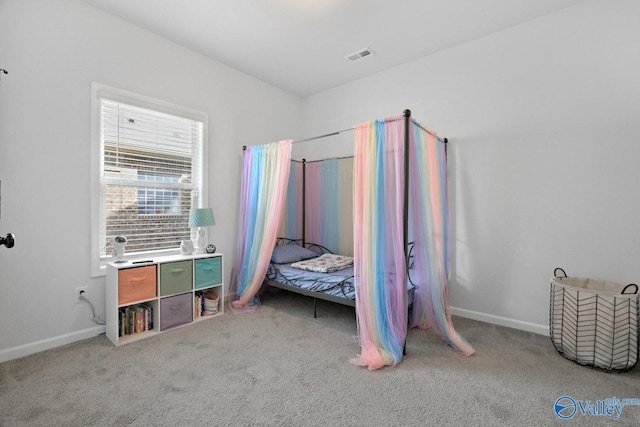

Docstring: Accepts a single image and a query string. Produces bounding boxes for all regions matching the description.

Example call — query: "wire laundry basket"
[549,268,639,372]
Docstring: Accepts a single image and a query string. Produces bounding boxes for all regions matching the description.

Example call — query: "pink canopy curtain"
[229,140,292,312]
[351,117,408,370]
[408,122,474,356]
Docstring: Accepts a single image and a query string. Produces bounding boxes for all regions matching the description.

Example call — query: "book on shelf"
[118,302,154,337]
[194,292,204,318]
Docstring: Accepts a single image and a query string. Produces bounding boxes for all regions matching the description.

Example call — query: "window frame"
[90,83,208,276]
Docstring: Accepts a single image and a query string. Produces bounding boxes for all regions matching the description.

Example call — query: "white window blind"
[98,98,204,262]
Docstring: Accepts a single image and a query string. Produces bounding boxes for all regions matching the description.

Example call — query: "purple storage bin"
[160,293,192,331]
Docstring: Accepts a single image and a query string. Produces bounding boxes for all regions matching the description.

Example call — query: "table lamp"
[189,208,215,253]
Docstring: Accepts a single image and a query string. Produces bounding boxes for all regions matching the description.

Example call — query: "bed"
[237,111,473,366]
[263,238,415,317]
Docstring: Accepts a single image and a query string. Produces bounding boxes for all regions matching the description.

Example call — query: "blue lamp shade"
[189,208,215,228]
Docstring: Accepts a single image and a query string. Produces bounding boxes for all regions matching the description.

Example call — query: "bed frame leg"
[313,298,317,318]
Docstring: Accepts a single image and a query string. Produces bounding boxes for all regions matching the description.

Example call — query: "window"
[91,84,207,276]
[137,173,181,215]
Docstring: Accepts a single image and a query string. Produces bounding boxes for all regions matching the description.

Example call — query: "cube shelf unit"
[106,253,224,346]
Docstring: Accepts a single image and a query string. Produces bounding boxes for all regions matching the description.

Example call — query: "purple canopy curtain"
[351,117,408,370]
[229,140,292,312]
[408,122,474,356]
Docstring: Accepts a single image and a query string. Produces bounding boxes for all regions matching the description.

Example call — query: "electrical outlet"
[75,286,88,302]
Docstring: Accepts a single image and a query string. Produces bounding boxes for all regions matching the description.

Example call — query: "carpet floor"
[1,289,640,426]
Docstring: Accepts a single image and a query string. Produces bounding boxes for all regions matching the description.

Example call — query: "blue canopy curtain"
[407,119,474,357]
[229,140,292,312]
[305,158,354,256]
[350,116,409,370]
[278,160,303,240]
[351,113,474,370]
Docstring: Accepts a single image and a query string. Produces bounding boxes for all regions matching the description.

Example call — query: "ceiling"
[83,0,586,98]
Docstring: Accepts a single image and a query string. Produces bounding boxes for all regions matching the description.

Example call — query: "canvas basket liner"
[203,291,219,315]
[550,272,639,372]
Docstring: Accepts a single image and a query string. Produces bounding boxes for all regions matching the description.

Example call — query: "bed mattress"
[266,263,415,304]
[267,263,356,299]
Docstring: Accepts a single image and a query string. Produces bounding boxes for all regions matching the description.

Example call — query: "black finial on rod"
[0,69,7,75]
[242,145,246,151]
[403,109,411,118]
[444,138,448,144]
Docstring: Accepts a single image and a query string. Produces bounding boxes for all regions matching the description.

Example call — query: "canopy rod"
[241,112,448,151]
[304,155,353,163]
[289,118,448,145]
[292,128,354,145]
[242,128,353,151]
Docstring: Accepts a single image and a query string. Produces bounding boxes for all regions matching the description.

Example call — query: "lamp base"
[194,227,206,254]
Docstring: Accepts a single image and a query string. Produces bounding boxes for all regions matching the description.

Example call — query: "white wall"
[0,0,302,361]
[300,0,640,334]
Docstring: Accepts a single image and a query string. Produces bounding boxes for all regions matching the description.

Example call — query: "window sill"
[92,248,182,277]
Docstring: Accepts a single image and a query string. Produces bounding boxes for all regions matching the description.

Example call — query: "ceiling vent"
[345,48,375,62]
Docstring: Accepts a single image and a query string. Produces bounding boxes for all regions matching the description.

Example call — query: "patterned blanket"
[290,253,354,273]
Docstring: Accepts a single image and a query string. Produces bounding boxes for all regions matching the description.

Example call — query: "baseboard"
[0,325,106,363]
[450,306,549,336]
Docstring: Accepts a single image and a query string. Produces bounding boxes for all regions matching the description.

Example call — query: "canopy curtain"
[351,117,408,370]
[305,158,354,256]
[279,160,303,240]
[351,116,474,370]
[229,140,292,312]
[408,122,474,356]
